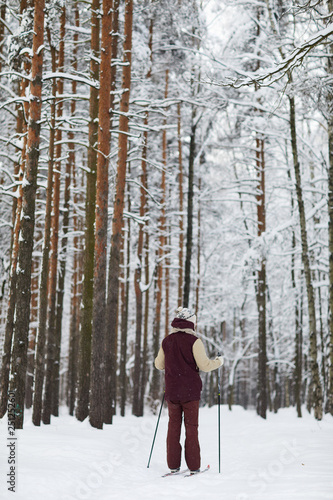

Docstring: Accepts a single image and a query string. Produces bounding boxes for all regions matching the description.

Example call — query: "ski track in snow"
[0,405,332,500]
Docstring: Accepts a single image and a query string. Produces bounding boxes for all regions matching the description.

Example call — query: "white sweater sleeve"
[154,346,165,370]
[193,339,223,372]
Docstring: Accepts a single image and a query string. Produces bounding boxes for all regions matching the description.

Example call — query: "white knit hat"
[175,306,197,327]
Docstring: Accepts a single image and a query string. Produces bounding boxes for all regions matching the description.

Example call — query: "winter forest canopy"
[0,0,332,430]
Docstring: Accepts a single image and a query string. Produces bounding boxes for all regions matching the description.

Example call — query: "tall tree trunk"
[10,0,45,429]
[256,135,267,419]
[132,16,153,417]
[0,165,23,419]
[0,2,6,74]
[119,194,131,417]
[67,164,82,416]
[139,202,151,414]
[43,7,66,425]
[165,222,170,337]
[110,0,119,126]
[52,5,71,416]
[195,176,202,317]
[0,0,32,420]
[76,0,100,422]
[289,94,323,420]
[150,69,169,405]
[25,258,39,409]
[105,0,133,423]
[162,73,169,337]
[53,119,71,417]
[183,105,197,308]
[326,0,333,416]
[66,2,80,417]
[289,165,303,418]
[89,0,113,430]
[101,0,119,423]
[177,103,184,308]
[31,27,56,427]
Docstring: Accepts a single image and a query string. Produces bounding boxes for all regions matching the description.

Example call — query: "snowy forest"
[0,0,332,431]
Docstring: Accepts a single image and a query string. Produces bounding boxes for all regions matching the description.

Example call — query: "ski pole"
[147,392,165,468]
[217,352,221,474]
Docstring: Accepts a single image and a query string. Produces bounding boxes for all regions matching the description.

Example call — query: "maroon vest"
[162,331,202,402]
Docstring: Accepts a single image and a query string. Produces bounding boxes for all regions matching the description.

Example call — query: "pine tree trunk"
[25,258,38,409]
[132,17,153,417]
[110,0,119,123]
[119,195,131,417]
[0,2,6,74]
[0,0,32,420]
[52,6,71,415]
[66,3,80,418]
[105,0,133,423]
[53,124,71,417]
[195,176,201,317]
[43,8,66,425]
[76,0,100,422]
[183,107,196,308]
[89,0,113,430]
[67,130,82,416]
[256,136,267,419]
[150,70,169,405]
[10,0,45,429]
[177,103,184,307]
[162,72,169,336]
[0,179,22,418]
[30,27,56,426]
[165,223,170,337]
[138,217,150,414]
[287,162,303,418]
[326,0,333,416]
[0,117,27,418]
[68,174,82,416]
[289,94,323,420]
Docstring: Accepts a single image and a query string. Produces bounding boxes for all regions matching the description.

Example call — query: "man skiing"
[154,307,223,475]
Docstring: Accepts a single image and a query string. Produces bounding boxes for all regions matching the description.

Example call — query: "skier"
[154,306,223,475]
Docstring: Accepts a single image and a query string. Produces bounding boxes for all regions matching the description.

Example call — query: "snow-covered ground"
[0,405,332,500]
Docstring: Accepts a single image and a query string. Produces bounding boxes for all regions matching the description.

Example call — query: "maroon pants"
[166,400,200,471]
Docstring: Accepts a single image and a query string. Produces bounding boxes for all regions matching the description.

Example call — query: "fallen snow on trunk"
[0,405,332,500]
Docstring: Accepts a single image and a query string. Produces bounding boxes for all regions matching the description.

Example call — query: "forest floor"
[0,404,332,500]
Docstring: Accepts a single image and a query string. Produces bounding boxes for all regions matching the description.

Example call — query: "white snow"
[0,405,332,500]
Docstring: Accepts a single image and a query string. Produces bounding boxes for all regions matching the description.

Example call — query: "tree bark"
[76,0,100,422]
[10,0,45,429]
[66,2,80,417]
[25,258,39,409]
[150,69,169,405]
[43,7,66,425]
[177,103,184,308]
[326,0,333,416]
[183,106,196,308]
[89,0,113,430]
[195,176,202,317]
[132,16,153,417]
[30,26,56,426]
[289,94,323,420]
[119,195,131,417]
[0,0,32,420]
[0,2,6,74]
[105,0,133,423]
[138,206,151,414]
[256,135,267,419]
